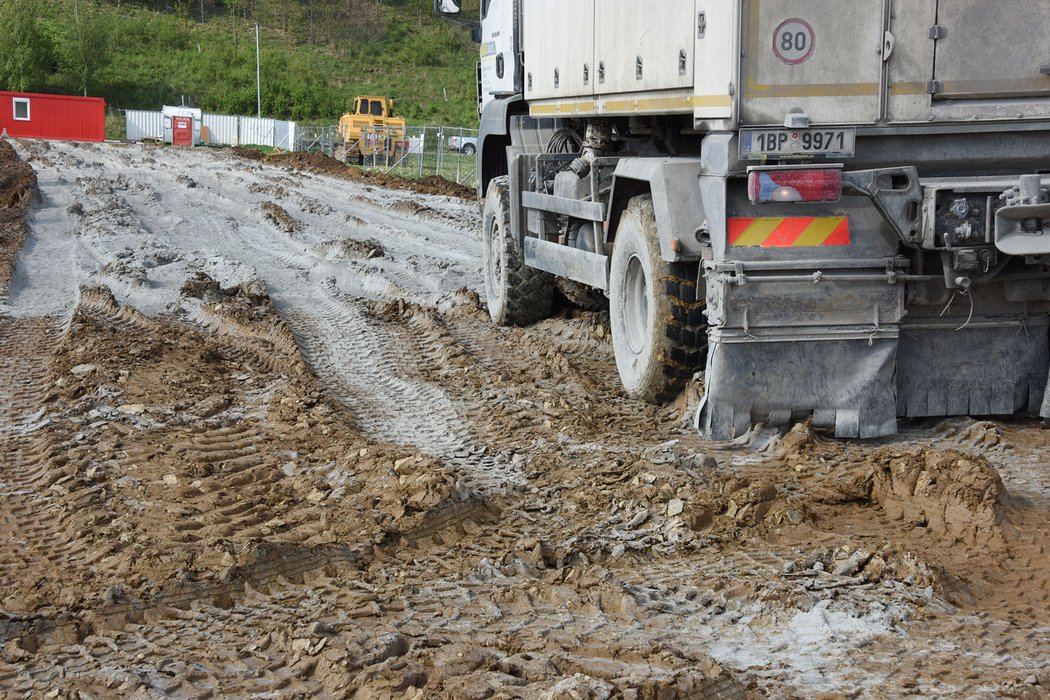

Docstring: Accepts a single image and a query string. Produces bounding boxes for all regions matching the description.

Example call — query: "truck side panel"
[523,0,595,100]
[693,0,740,128]
[885,0,937,123]
[594,0,696,95]
[934,1,1050,101]
[479,0,518,104]
[743,0,1050,127]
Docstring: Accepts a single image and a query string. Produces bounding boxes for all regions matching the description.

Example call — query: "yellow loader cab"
[337,96,407,163]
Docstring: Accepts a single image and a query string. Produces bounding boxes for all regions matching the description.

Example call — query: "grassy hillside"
[22,1,482,126]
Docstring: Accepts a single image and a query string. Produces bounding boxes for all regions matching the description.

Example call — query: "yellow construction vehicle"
[337,96,406,164]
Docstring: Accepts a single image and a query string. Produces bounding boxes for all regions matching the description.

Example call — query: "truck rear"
[441,0,1050,439]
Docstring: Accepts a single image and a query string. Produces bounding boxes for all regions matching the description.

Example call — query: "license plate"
[740,128,856,159]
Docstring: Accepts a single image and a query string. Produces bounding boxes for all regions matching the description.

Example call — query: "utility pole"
[255,23,261,118]
[73,0,86,96]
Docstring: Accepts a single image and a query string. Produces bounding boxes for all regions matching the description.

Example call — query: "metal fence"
[125,109,163,141]
[295,124,338,155]
[124,109,297,149]
[125,109,478,186]
[316,125,479,186]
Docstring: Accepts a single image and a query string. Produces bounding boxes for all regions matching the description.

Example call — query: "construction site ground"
[0,138,1047,699]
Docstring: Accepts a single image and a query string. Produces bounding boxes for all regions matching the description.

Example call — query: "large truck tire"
[483,176,554,326]
[609,195,705,403]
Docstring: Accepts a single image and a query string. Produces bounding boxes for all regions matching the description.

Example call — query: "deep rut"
[0,316,84,596]
[281,287,518,492]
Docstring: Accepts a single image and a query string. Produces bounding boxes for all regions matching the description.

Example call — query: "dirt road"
[0,139,1047,698]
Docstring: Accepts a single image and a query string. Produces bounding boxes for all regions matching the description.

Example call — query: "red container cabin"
[0,91,106,142]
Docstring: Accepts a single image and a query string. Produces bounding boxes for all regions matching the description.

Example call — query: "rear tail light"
[748,168,843,204]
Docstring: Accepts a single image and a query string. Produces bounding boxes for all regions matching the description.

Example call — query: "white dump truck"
[437,0,1050,440]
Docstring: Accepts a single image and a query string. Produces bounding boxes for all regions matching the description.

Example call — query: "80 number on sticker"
[773,18,815,65]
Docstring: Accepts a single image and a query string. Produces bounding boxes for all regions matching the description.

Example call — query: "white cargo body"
[521,0,1050,128]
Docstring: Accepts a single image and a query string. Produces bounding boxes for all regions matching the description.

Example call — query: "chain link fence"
[296,124,479,187]
[295,124,338,155]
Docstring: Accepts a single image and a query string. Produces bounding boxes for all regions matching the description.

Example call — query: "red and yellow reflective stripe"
[728,216,850,247]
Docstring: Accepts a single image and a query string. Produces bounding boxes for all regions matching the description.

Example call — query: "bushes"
[0,1,480,126]
[0,0,54,93]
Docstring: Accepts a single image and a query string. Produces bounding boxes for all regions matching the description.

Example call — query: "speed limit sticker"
[773,18,815,65]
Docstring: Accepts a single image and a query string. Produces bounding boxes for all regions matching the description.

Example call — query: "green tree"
[225,0,240,46]
[174,0,190,24]
[58,0,111,96]
[0,0,53,92]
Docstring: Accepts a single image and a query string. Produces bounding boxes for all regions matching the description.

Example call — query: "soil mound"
[261,201,301,234]
[230,146,264,161]
[260,151,475,200]
[870,449,1008,548]
[0,139,39,294]
[265,150,348,177]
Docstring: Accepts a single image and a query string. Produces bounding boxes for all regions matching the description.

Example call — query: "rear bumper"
[697,162,1050,439]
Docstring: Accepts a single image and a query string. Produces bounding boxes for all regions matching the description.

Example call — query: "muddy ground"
[0,140,38,296]
[262,151,477,200]
[0,138,1047,698]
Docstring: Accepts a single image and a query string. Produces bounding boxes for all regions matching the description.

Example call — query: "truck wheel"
[462,143,476,156]
[610,195,705,403]
[483,176,554,326]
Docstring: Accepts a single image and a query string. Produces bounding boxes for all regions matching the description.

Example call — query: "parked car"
[447,135,477,155]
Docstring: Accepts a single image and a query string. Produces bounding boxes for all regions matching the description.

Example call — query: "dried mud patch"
[322,236,386,261]
[0,139,38,295]
[260,201,300,234]
[230,146,264,161]
[761,422,1050,614]
[365,287,486,324]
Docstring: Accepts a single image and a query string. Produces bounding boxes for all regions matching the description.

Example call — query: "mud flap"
[696,331,898,440]
[897,318,1048,418]
[1043,372,1050,421]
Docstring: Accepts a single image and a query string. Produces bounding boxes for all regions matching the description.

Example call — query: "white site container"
[162,106,202,146]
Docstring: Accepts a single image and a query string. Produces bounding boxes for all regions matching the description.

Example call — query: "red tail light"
[748,168,843,204]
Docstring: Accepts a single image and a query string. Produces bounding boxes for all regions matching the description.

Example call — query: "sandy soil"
[0,138,1047,698]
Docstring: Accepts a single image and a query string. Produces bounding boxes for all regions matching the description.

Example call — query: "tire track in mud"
[70,292,338,562]
[160,422,297,545]
[389,307,706,463]
[48,153,493,500]
[282,289,516,491]
[0,316,90,594]
[218,208,521,492]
